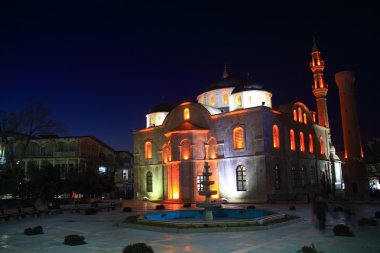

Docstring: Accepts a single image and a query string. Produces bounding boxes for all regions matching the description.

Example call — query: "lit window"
[146,171,152,192]
[249,96,252,104]
[122,169,128,180]
[298,107,302,123]
[201,95,205,104]
[162,145,170,163]
[209,138,217,159]
[233,127,245,150]
[145,141,152,160]
[273,125,280,149]
[293,109,297,121]
[320,136,325,155]
[223,93,228,105]
[236,165,247,191]
[197,175,204,192]
[274,165,280,190]
[181,140,191,160]
[237,95,242,107]
[290,129,295,151]
[309,134,313,153]
[210,94,215,106]
[184,108,190,121]
[303,113,307,124]
[300,132,305,152]
[149,116,154,126]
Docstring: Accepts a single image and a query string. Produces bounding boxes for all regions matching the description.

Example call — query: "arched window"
[300,132,305,152]
[298,107,302,123]
[290,129,295,151]
[201,95,205,104]
[145,141,152,160]
[309,134,314,153]
[303,113,307,124]
[223,93,228,105]
[181,139,191,160]
[208,138,217,159]
[320,136,325,155]
[210,94,215,106]
[237,95,242,107]
[233,127,245,150]
[273,125,280,149]
[236,165,247,191]
[146,171,152,192]
[162,144,170,163]
[184,108,190,121]
[293,109,297,121]
[274,165,280,190]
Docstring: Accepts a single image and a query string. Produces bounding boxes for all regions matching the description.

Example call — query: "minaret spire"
[222,64,229,79]
[310,37,329,129]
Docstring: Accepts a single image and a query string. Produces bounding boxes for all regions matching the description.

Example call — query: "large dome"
[203,75,244,92]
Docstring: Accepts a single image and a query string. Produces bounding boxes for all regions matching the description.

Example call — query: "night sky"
[1,1,378,152]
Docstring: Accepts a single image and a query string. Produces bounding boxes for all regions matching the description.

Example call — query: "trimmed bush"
[156,204,165,210]
[333,206,344,212]
[123,242,154,253]
[333,224,354,237]
[123,207,133,212]
[358,218,378,226]
[85,208,97,215]
[246,205,256,209]
[289,206,296,211]
[64,234,86,246]
[375,211,380,219]
[297,243,324,253]
[24,225,43,235]
[183,203,191,208]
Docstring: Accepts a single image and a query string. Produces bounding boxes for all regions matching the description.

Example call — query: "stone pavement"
[0,201,379,253]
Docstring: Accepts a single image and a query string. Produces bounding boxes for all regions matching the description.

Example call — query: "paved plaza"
[1,201,379,253]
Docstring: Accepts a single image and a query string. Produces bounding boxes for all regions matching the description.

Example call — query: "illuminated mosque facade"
[133,41,347,203]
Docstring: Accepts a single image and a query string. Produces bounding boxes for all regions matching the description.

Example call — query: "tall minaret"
[310,38,329,128]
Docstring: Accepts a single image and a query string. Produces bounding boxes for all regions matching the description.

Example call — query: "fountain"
[196,162,221,221]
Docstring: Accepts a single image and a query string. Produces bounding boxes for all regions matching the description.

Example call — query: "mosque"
[133,40,365,203]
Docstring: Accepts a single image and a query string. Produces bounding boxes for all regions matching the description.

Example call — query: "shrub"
[64,234,86,246]
[183,203,191,208]
[123,242,154,253]
[289,206,296,211]
[375,211,380,219]
[297,243,324,253]
[123,207,133,212]
[333,206,344,212]
[246,205,256,209]
[333,224,354,237]
[156,204,165,210]
[358,218,378,226]
[85,208,97,215]
[24,225,43,235]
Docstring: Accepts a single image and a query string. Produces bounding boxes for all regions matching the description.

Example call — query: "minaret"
[222,64,229,79]
[310,37,329,128]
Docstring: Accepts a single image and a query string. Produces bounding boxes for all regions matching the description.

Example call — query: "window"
[273,125,280,149]
[122,169,128,180]
[274,165,280,190]
[162,144,170,163]
[210,94,215,106]
[298,107,302,123]
[197,175,204,192]
[290,129,295,151]
[201,95,205,104]
[303,113,307,124]
[145,141,152,160]
[208,138,217,159]
[320,136,325,155]
[181,139,191,160]
[293,109,297,121]
[237,95,242,107]
[308,134,313,153]
[236,165,247,191]
[233,127,245,150]
[300,132,305,152]
[184,108,190,121]
[223,93,228,105]
[146,171,152,192]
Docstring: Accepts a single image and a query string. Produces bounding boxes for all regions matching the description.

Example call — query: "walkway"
[0,201,379,253]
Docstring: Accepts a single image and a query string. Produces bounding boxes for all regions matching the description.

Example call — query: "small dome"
[149,103,175,113]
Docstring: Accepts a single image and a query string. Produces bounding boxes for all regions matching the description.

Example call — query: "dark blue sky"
[1,1,378,152]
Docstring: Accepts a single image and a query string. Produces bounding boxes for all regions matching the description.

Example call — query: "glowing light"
[223,93,228,105]
[167,164,179,200]
[303,113,307,124]
[173,192,179,199]
[210,94,215,106]
[309,134,313,153]
[298,107,302,123]
[237,95,242,107]
[293,109,297,121]
[300,132,305,152]
[273,125,280,149]
[184,108,190,121]
[320,136,325,155]
[145,141,152,160]
[181,140,191,160]
[233,127,245,150]
[290,129,295,151]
